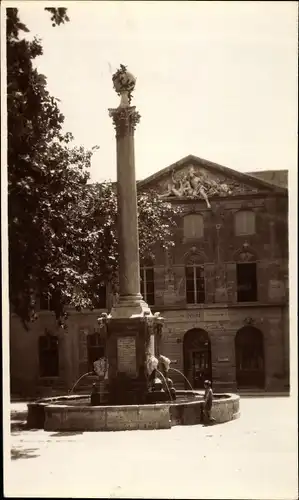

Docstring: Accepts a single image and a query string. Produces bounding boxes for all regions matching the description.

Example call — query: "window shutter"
[183,214,204,239]
[235,211,255,236]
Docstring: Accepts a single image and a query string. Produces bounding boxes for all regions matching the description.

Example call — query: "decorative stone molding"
[108,106,141,138]
[233,241,257,262]
[159,164,261,203]
[184,204,205,215]
[143,312,164,336]
[183,246,207,264]
[244,317,255,326]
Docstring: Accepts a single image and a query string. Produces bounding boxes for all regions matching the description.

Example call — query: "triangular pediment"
[138,155,286,200]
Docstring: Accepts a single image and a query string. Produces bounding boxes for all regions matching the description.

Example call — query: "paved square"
[5,397,298,499]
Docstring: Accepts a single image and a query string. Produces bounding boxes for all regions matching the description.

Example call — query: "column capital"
[109,106,141,138]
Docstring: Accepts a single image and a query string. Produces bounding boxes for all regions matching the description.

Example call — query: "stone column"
[97,66,164,404]
[108,68,150,318]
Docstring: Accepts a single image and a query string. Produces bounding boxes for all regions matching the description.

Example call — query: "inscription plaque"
[117,336,137,375]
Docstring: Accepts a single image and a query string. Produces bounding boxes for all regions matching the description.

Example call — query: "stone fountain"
[26,66,240,431]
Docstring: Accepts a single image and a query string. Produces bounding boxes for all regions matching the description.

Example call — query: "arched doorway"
[235,327,265,389]
[183,329,212,389]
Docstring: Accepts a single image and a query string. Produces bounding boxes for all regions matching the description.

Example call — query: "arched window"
[87,333,105,372]
[235,210,255,236]
[185,264,205,304]
[140,258,155,306]
[38,335,59,377]
[183,214,204,240]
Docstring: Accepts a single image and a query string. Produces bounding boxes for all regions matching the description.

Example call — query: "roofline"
[247,169,288,174]
[137,154,287,193]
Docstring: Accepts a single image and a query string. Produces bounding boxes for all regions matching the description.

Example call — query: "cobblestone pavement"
[5,397,298,499]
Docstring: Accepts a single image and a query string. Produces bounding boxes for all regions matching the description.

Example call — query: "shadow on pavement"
[11,447,40,461]
[11,421,42,435]
[50,431,84,437]
[11,421,28,432]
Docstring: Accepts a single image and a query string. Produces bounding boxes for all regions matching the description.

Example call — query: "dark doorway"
[236,262,257,302]
[235,327,265,389]
[183,329,212,389]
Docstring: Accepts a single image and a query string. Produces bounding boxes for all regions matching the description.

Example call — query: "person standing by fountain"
[203,380,215,425]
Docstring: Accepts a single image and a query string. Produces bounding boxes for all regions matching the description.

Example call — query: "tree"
[44,8,69,26]
[7,7,93,327]
[60,182,181,313]
[7,8,181,330]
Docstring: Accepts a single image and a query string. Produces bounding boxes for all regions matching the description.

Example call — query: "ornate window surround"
[233,241,257,263]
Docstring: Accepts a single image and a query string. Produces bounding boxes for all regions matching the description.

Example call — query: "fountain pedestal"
[98,66,164,404]
[98,315,163,404]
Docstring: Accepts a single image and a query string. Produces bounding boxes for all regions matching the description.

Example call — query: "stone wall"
[157,305,287,392]
[151,195,288,308]
[10,311,105,397]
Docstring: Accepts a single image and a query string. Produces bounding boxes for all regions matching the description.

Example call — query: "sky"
[10,1,299,182]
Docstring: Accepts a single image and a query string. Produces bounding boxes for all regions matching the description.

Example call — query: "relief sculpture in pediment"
[159,165,258,206]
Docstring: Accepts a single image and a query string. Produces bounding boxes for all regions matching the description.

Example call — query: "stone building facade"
[9,155,289,397]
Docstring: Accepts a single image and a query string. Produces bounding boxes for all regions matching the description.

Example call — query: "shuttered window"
[235,210,255,236]
[183,214,204,239]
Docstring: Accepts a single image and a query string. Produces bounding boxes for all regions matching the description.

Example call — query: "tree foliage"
[7,7,92,327]
[44,8,70,27]
[7,8,181,330]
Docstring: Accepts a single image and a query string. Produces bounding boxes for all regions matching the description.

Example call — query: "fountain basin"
[27,391,240,431]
